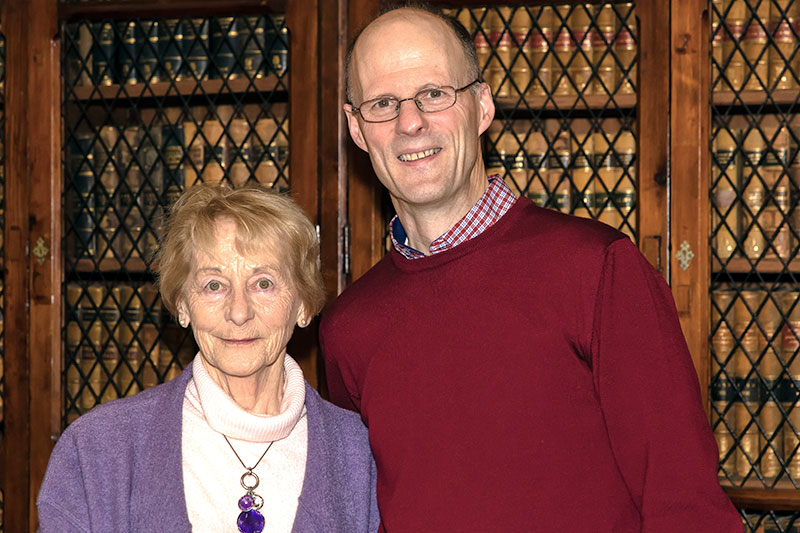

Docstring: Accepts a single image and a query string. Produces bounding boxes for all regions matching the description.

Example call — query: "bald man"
[320,6,740,531]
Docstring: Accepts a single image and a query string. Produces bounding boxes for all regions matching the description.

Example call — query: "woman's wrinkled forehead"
[188,215,284,270]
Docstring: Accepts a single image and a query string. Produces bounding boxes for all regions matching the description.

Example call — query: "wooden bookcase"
[1,0,796,530]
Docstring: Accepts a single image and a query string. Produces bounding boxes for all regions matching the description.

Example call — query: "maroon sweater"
[320,199,740,532]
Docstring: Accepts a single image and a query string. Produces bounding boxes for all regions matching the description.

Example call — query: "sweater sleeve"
[319,316,361,413]
[590,238,741,532]
[37,432,92,533]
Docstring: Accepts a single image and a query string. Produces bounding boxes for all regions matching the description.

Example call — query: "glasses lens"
[417,86,456,112]
[362,97,398,122]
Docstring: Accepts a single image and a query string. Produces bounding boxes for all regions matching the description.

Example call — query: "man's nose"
[395,97,427,134]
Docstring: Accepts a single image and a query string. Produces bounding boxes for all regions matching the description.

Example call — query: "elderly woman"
[38,185,379,532]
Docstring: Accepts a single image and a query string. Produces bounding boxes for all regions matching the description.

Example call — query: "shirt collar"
[389,175,517,259]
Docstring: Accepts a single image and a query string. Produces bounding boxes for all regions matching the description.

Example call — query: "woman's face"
[177,217,306,380]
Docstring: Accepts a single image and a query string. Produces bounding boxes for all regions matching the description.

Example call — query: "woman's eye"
[207,280,222,291]
[257,279,272,290]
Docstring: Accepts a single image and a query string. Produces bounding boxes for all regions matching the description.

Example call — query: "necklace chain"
[223,435,275,472]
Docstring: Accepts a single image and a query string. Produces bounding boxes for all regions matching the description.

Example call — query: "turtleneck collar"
[185,353,306,442]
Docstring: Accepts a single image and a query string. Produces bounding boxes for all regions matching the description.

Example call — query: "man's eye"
[257,279,272,290]
[426,88,444,99]
[372,98,394,110]
[207,281,222,291]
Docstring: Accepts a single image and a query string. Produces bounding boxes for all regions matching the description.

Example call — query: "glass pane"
[60,13,289,425]
[709,0,800,489]
[382,2,638,251]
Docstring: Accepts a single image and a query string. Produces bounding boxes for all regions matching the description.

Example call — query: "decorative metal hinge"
[33,236,49,265]
[675,240,695,271]
[342,223,351,277]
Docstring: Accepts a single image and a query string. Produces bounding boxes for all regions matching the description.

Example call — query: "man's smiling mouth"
[398,148,441,162]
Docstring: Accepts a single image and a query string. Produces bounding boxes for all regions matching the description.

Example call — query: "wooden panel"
[3,0,31,530]
[286,0,320,389]
[726,487,800,511]
[319,0,348,300]
[347,0,385,283]
[637,0,669,275]
[670,0,710,406]
[59,0,288,21]
[27,0,61,529]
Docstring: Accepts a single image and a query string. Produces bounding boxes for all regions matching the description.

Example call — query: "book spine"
[712,126,740,260]
[571,131,594,219]
[69,132,96,259]
[140,125,163,262]
[93,21,116,86]
[552,25,575,96]
[241,16,267,79]
[761,126,791,259]
[759,293,784,479]
[161,121,185,209]
[524,129,548,207]
[733,289,764,479]
[742,129,766,260]
[769,19,796,90]
[253,118,278,187]
[138,283,162,390]
[711,288,737,477]
[722,21,746,92]
[119,125,144,261]
[160,18,184,82]
[202,117,226,185]
[594,129,622,230]
[96,125,120,261]
[742,20,768,91]
[269,15,289,77]
[591,4,616,95]
[228,116,252,187]
[615,130,636,240]
[65,283,84,421]
[81,285,106,410]
[509,9,531,98]
[211,17,238,80]
[119,21,140,85]
[547,132,571,213]
[115,284,143,397]
[614,4,637,95]
[99,284,120,404]
[184,18,210,81]
[781,290,800,478]
[139,21,160,83]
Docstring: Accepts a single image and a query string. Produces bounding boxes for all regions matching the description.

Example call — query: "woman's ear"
[177,301,190,328]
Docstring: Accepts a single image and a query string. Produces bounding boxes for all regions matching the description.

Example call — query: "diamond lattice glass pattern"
[61,14,289,424]
[383,3,638,252]
[710,0,800,492]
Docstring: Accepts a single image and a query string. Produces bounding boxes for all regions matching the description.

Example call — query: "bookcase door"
[345,0,669,285]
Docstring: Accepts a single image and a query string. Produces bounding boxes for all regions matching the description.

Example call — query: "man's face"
[345,11,494,214]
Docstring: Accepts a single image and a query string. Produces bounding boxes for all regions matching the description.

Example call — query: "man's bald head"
[345,6,481,105]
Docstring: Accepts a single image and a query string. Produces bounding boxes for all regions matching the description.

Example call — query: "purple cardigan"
[37,365,379,532]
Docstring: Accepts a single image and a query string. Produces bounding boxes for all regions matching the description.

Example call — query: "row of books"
[66,105,288,263]
[711,118,800,262]
[444,3,636,98]
[743,511,800,532]
[711,286,800,482]
[712,0,800,92]
[64,15,288,88]
[485,119,636,239]
[65,282,190,419]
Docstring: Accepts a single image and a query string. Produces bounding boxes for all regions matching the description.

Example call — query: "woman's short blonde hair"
[154,184,326,319]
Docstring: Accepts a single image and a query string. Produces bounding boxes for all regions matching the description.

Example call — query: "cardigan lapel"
[130,366,194,531]
[292,384,344,532]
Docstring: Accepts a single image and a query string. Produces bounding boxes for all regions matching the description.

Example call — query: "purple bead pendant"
[237,494,265,533]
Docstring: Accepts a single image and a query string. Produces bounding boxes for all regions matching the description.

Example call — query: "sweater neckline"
[389,197,529,272]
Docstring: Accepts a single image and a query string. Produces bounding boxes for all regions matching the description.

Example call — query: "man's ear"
[344,104,369,153]
[476,82,496,136]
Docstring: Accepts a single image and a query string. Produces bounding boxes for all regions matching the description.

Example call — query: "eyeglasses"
[350,79,481,123]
